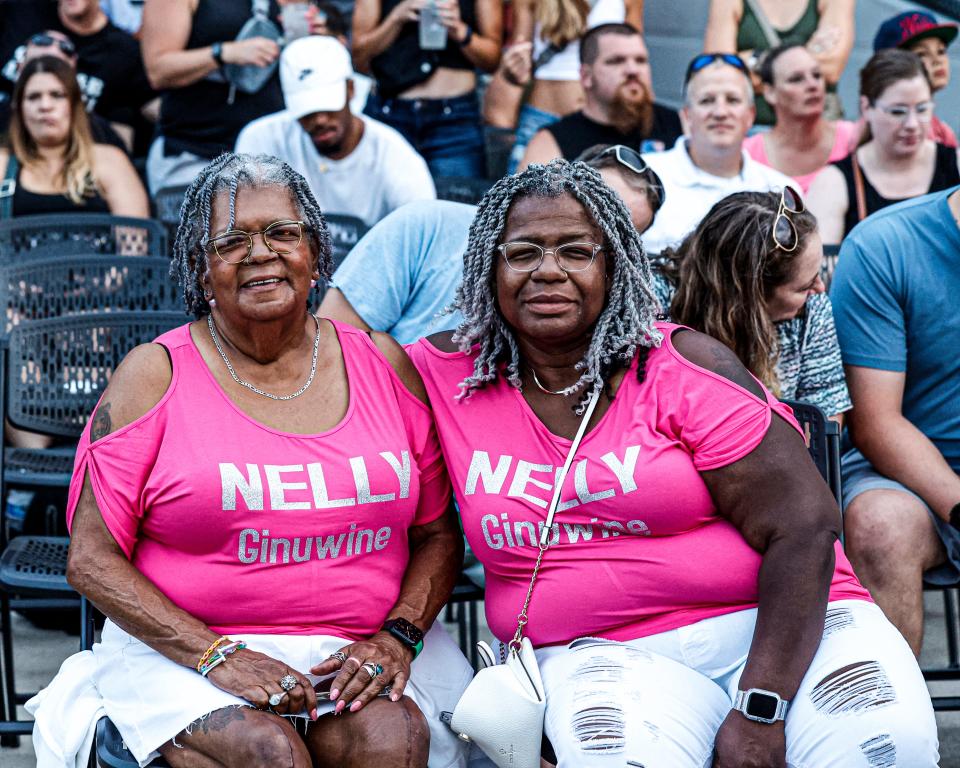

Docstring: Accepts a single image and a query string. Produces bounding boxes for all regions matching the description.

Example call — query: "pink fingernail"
[329,689,339,700]
[350,701,362,712]
[391,693,400,702]
[335,700,345,713]
[310,708,318,721]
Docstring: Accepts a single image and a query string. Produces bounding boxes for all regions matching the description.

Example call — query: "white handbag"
[449,390,602,768]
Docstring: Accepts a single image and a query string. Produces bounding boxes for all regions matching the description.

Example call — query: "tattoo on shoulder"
[90,402,112,442]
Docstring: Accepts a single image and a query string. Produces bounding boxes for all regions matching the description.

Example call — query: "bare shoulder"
[669,328,765,399]
[809,164,845,197]
[369,331,429,406]
[423,330,458,352]
[92,143,133,170]
[90,343,173,442]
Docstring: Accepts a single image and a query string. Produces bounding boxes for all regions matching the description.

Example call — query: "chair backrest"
[0,213,168,258]
[434,176,493,205]
[324,214,369,271]
[821,244,840,292]
[781,399,842,504]
[5,311,187,438]
[152,185,190,246]
[0,253,183,334]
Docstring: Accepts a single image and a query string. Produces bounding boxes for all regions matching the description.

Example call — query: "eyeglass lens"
[502,242,600,272]
[613,145,647,175]
[212,221,304,263]
[29,34,75,56]
[781,186,803,214]
[773,214,797,251]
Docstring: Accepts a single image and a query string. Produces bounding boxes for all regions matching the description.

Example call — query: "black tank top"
[834,143,960,238]
[370,0,477,98]
[545,105,683,161]
[11,165,110,217]
[159,0,284,159]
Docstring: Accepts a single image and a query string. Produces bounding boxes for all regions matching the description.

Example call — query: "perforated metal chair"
[0,312,187,738]
[433,176,493,206]
[151,185,189,246]
[820,244,840,292]
[314,214,369,305]
[0,214,168,259]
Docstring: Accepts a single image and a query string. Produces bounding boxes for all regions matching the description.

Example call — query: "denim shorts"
[842,447,960,585]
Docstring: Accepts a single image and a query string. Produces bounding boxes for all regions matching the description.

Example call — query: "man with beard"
[517,23,681,171]
[639,53,795,255]
[235,35,434,227]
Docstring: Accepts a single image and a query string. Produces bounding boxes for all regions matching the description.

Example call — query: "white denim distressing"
[533,600,938,767]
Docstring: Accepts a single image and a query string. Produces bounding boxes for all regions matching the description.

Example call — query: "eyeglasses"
[27,34,76,58]
[591,144,667,208]
[684,53,749,85]
[874,100,935,123]
[498,241,604,273]
[207,220,307,264]
[772,186,804,252]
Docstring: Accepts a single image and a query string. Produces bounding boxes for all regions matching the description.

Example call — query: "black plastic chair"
[0,312,187,738]
[0,214,168,259]
[781,400,842,504]
[151,185,189,247]
[433,176,493,206]
[0,253,182,335]
[314,214,369,305]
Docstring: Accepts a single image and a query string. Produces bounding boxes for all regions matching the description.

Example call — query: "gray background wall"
[647,0,960,128]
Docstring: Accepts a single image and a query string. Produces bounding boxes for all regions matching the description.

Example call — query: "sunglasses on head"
[590,145,667,208]
[684,52,748,85]
[28,34,76,58]
[772,186,804,252]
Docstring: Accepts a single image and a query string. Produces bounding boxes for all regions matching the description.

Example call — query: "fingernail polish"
[329,689,339,700]
[335,700,345,713]
[391,693,400,702]
[310,708,318,721]
[350,701,362,712]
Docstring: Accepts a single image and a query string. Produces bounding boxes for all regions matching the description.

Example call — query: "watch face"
[746,691,780,720]
[388,618,424,644]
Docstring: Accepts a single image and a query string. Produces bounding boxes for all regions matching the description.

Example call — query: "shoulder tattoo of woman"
[90,402,112,441]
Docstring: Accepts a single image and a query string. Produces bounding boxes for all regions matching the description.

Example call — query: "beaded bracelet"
[196,636,231,674]
[199,641,247,677]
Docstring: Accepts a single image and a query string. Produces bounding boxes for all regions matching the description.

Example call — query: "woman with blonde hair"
[0,56,148,219]
[489,0,644,172]
[654,188,850,422]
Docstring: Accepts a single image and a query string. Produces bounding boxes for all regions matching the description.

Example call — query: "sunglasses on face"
[772,186,804,252]
[28,34,76,58]
[590,145,667,208]
[684,53,749,85]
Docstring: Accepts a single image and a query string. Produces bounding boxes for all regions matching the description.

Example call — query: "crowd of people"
[4,0,959,766]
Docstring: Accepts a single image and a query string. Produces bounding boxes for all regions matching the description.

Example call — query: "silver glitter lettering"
[291,537,313,562]
[238,528,259,563]
[220,463,264,511]
[351,456,396,504]
[481,514,505,549]
[306,462,355,508]
[374,526,391,550]
[465,451,512,495]
[600,446,640,494]
[507,460,553,508]
[265,464,310,510]
[380,450,411,499]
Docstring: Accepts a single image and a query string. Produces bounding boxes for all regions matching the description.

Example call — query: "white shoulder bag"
[448,389,602,768]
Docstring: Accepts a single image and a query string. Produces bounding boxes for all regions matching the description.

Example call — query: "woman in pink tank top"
[36,155,473,768]
[408,161,937,767]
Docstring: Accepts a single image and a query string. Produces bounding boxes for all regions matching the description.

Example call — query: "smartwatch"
[382,618,425,658]
[211,42,225,68]
[733,688,789,724]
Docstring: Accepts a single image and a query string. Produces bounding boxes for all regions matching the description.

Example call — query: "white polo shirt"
[641,138,797,256]
[236,112,435,227]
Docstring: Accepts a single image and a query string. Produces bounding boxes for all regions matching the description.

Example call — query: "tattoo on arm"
[90,402,112,442]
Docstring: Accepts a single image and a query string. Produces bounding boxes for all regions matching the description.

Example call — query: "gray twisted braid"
[170,153,333,318]
[452,159,663,412]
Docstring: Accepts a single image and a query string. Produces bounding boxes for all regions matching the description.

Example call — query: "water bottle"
[419,0,448,50]
[281,2,312,43]
[6,490,33,535]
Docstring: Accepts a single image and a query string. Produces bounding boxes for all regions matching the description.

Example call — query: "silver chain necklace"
[530,367,574,396]
[207,313,321,401]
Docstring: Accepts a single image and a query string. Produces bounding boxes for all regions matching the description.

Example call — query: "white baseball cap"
[281,36,353,119]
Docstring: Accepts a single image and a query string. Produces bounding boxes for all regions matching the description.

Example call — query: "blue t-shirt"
[331,200,475,344]
[831,187,960,469]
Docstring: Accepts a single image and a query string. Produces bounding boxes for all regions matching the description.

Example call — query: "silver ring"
[329,651,347,664]
[268,692,286,707]
[279,674,298,692]
[361,662,383,679]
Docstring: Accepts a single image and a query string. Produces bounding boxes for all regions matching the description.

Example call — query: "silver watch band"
[734,688,789,724]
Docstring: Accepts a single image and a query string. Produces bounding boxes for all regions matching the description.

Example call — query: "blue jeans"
[365,91,485,178]
[507,103,560,173]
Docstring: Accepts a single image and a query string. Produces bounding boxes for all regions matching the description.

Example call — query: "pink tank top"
[409,323,870,647]
[67,321,451,638]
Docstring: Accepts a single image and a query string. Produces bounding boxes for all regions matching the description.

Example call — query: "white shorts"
[93,620,473,768]
[534,600,938,767]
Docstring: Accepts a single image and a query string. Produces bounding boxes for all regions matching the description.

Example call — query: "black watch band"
[459,24,473,47]
[382,618,425,658]
[949,502,960,531]
[211,42,225,68]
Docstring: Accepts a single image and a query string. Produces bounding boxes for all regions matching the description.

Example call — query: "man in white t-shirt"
[640,53,796,256]
[236,36,435,227]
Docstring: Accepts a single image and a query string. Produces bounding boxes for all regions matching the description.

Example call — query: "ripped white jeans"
[534,600,938,767]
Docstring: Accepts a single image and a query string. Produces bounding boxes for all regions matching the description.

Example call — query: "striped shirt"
[651,273,852,417]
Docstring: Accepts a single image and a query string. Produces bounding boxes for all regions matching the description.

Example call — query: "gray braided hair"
[170,153,333,318]
[452,159,663,411]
